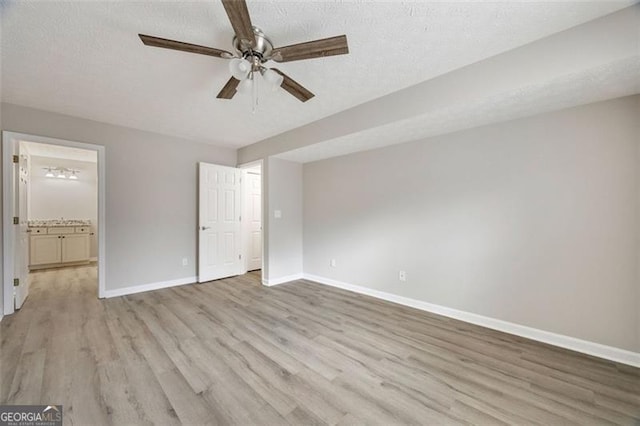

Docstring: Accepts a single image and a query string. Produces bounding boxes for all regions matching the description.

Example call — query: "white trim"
[262,273,303,287]
[103,276,197,298]
[303,273,640,368]
[2,131,107,315]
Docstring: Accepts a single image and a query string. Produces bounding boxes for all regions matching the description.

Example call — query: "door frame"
[2,131,106,315]
[238,159,264,282]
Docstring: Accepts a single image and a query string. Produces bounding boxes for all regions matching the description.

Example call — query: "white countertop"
[28,219,91,227]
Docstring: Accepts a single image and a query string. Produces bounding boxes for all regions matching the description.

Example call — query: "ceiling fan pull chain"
[252,71,259,114]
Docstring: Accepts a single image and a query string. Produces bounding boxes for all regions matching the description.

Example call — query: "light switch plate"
[274,210,282,219]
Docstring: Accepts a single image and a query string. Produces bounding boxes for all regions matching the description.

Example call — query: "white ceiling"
[1,1,634,149]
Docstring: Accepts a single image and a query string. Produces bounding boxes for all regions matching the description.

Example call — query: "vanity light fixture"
[43,167,80,180]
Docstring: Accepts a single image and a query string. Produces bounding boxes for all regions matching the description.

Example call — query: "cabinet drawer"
[47,227,75,235]
[74,227,90,234]
[30,227,47,234]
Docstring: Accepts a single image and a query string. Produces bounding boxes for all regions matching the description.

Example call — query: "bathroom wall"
[28,155,98,258]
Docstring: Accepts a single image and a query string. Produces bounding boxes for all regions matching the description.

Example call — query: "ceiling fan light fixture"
[262,68,284,91]
[229,58,251,80]
[139,0,349,105]
[237,74,254,94]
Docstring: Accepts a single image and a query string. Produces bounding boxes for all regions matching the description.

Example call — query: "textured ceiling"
[277,57,640,163]
[1,1,634,148]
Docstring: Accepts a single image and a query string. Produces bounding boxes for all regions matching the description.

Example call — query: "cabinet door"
[62,234,90,263]
[30,235,62,265]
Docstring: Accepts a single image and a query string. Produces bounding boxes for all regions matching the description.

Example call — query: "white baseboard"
[103,276,197,298]
[262,273,304,287]
[303,273,640,368]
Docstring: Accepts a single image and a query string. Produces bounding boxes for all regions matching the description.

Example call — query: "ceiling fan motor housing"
[233,26,273,63]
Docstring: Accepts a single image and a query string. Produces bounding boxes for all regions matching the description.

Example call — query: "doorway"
[196,160,263,284]
[241,162,262,274]
[2,132,106,316]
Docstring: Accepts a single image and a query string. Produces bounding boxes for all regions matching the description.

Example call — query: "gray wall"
[1,103,236,294]
[265,157,303,281]
[303,95,640,352]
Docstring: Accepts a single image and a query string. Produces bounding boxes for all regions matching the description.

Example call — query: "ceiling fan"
[138,0,349,103]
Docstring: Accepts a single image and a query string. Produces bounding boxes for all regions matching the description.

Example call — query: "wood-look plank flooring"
[1,266,639,425]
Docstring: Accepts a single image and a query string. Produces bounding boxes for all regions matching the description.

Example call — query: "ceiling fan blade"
[220,0,255,49]
[271,35,348,63]
[217,77,240,99]
[139,34,233,58]
[271,69,315,102]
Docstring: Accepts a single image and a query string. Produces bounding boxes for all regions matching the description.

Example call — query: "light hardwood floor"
[1,266,639,425]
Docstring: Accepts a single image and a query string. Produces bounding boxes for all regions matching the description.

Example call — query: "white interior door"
[14,150,30,309]
[198,163,242,282]
[243,171,262,271]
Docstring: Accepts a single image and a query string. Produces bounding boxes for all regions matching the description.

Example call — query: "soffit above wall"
[277,57,640,163]
[1,1,633,148]
[236,4,639,164]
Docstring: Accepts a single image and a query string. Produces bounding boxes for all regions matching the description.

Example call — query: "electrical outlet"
[330,259,337,267]
[399,270,407,282]
[182,257,188,266]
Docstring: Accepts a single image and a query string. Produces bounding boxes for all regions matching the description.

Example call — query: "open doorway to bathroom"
[2,132,105,316]
[25,141,98,306]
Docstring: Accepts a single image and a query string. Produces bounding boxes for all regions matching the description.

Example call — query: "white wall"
[264,157,303,282]
[303,95,640,353]
[0,103,236,293]
[29,155,98,257]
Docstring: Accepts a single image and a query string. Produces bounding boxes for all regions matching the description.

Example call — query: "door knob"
[201,226,211,231]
